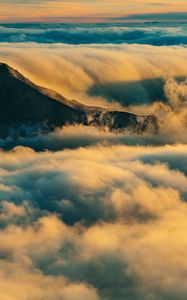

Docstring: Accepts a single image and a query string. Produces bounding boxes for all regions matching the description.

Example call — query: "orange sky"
[0,0,187,22]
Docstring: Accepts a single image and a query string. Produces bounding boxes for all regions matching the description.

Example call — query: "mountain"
[0,62,158,136]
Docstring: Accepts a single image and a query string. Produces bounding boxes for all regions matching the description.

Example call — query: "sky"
[0,0,187,23]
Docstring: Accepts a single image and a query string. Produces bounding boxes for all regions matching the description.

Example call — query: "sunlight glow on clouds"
[1,42,187,146]
[0,143,187,299]
[0,15,187,299]
[0,0,187,22]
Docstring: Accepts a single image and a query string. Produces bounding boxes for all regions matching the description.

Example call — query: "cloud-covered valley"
[0,42,187,108]
[0,34,187,299]
[1,42,187,146]
[0,144,187,299]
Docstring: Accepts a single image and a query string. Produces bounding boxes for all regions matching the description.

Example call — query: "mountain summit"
[0,63,158,135]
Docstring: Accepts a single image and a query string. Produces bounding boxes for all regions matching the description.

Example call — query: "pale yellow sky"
[0,0,187,22]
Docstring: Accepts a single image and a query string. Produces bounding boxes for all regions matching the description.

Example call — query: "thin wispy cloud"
[0,0,186,22]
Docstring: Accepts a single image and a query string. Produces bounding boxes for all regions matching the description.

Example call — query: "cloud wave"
[1,43,187,145]
[0,39,187,299]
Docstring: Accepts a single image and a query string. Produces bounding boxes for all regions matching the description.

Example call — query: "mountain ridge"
[0,62,158,136]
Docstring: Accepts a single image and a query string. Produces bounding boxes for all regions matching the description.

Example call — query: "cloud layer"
[0,39,187,299]
[0,144,187,299]
[1,42,187,145]
[0,23,187,45]
[1,42,187,106]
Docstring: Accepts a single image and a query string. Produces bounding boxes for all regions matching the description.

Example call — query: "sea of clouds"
[1,42,187,147]
[0,144,187,299]
[0,24,187,299]
[0,22,187,45]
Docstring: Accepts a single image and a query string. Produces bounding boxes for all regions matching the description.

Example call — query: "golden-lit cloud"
[1,43,187,105]
[0,143,187,299]
[1,43,187,145]
[0,3,187,299]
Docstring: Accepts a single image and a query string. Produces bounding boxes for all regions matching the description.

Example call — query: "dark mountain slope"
[0,62,158,135]
[0,63,87,126]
